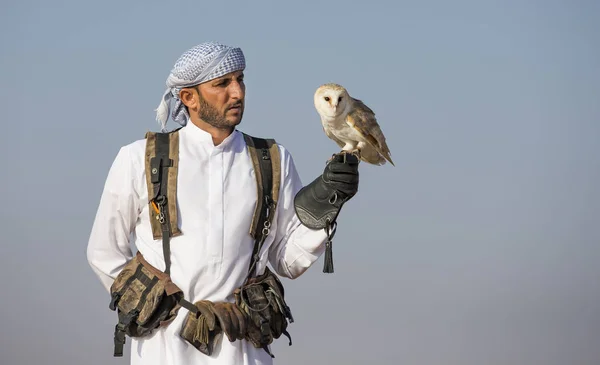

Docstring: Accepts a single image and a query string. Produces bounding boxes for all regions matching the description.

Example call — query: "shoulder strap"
[243,133,281,277]
[144,127,182,274]
[143,129,280,278]
[140,128,205,316]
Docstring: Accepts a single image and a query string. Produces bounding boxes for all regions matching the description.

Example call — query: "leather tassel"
[323,240,334,273]
[194,315,209,345]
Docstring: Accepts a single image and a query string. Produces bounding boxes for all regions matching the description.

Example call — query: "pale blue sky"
[1,1,599,364]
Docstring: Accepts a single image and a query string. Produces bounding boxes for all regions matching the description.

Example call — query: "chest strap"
[242,133,281,278]
[143,129,281,279]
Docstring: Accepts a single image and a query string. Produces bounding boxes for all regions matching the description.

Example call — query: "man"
[87,41,359,365]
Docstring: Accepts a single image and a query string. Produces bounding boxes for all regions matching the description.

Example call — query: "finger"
[195,301,217,330]
[329,152,359,164]
[327,162,359,174]
[343,153,360,164]
[215,306,236,342]
[231,306,247,340]
[325,170,359,181]
[325,174,359,186]
[220,308,237,342]
[324,168,358,179]
[329,153,346,163]
[332,151,360,161]
[225,306,242,341]
[330,152,360,165]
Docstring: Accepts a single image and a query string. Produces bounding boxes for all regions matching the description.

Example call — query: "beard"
[197,94,244,130]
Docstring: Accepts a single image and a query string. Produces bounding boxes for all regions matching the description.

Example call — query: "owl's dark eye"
[324,97,330,101]
[338,96,342,102]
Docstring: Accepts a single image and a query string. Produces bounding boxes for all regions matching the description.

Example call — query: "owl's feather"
[323,125,346,149]
[314,83,394,167]
[346,98,394,166]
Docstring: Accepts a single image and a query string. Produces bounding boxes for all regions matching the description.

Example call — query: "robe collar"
[180,117,240,152]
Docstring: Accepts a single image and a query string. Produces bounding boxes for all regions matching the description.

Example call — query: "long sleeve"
[86,145,140,292]
[267,146,328,279]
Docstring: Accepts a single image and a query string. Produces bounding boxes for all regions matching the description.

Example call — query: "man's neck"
[189,118,233,146]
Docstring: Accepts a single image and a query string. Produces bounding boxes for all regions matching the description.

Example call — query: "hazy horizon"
[2,1,599,364]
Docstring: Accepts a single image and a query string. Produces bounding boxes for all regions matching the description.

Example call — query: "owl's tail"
[360,144,394,166]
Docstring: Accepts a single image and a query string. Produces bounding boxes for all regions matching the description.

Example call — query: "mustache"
[227,101,243,110]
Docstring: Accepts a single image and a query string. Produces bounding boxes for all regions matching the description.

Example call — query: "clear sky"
[1,0,599,364]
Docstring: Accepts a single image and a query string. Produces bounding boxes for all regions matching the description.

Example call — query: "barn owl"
[314,83,394,166]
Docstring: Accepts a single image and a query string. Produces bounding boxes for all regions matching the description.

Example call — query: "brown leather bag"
[109,252,184,356]
[233,266,294,354]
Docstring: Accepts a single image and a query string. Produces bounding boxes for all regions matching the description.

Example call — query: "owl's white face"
[314,86,349,118]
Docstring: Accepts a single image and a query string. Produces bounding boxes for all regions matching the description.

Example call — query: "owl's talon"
[340,150,352,163]
[328,150,360,164]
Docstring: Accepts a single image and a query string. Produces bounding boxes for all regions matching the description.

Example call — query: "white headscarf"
[155,42,246,131]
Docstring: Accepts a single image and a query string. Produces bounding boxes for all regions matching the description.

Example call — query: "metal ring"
[329,192,338,204]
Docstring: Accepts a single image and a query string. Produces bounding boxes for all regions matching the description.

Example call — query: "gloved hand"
[180,300,220,355]
[180,300,247,356]
[294,152,360,230]
[211,302,247,342]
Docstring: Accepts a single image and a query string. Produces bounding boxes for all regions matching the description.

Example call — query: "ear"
[178,87,198,110]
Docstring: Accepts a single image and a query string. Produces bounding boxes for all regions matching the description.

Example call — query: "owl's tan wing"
[346,97,394,166]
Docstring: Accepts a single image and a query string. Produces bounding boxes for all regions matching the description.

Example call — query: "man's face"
[193,70,246,130]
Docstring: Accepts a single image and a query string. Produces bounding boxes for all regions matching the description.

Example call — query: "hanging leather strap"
[242,133,281,279]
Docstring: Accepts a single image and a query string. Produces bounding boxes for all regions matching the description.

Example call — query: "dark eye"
[338,96,342,102]
[324,96,330,101]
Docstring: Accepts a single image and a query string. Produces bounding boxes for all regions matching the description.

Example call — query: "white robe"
[86,121,328,365]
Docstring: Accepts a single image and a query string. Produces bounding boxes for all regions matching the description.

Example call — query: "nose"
[228,81,244,100]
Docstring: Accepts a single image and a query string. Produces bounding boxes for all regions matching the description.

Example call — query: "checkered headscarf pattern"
[155,42,246,131]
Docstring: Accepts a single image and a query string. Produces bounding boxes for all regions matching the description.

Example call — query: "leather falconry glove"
[294,152,359,229]
[180,300,220,355]
[181,300,247,356]
[294,152,360,272]
[210,302,247,342]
